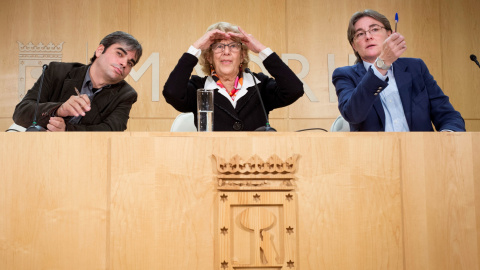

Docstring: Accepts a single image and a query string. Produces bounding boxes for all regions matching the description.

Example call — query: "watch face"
[376,58,388,70]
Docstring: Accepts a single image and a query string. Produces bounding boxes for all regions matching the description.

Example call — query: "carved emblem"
[213,154,299,191]
[17,41,64,100]
[214,154,299,269]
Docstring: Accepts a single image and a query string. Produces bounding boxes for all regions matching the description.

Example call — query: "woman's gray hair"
[199,22,250,75]
[347,10,392,64]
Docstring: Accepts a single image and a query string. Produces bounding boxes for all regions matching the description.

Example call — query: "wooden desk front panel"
[0,132,478,270]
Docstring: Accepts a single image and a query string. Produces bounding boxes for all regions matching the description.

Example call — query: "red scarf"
[211,68,243,100]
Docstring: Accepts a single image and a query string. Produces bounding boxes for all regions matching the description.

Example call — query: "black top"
[163,52,304,131]
[13,62,137,131]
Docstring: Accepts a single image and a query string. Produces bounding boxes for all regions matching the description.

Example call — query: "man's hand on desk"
[47,117,66,132]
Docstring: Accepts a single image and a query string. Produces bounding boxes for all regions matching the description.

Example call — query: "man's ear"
[95,45,105,58]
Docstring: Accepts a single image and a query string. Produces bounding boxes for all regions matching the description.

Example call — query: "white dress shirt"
[363,62,410,132]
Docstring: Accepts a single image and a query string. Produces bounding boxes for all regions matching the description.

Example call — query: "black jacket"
[163,52,304,131]
[13,62,137,131]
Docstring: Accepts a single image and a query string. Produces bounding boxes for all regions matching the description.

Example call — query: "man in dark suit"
[332,10,465,132]
[13,31,142,131]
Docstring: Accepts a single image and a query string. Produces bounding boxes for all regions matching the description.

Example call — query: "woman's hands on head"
[192,26,267,54]
[229,27,266,53]
[192,29,231,50]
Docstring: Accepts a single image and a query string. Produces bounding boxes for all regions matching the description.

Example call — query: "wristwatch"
[375,57,391,70]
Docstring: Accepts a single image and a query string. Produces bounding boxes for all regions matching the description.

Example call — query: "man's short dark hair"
[348,10,392,64]
[90,31,142,65]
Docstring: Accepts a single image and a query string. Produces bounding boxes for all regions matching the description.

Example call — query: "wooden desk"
[0,132,479,269]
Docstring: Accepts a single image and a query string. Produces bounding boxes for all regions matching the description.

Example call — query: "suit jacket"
[332,58,465,131]
[163,52,304,131]
[13,62,137,131]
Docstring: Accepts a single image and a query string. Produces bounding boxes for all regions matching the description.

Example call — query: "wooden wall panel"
[440,0,480,121]
[0,133,110,269]
[474,133,480,266]
[110,134,403,269]
[1,119,15,132]
[0,133,479,269]
[402,133,479,269]
[126,118,173,132]
[421,133,479,269]
[467,120,480,132]
[399,133,430,270]
[294,136,403,269]
[110,136,217,269]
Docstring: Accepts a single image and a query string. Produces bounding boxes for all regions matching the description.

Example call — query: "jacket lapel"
[354,63,386,128]
[60,65,88,101]
[392,60,413,129]
[234,88,256,113]
[83,83,123,123]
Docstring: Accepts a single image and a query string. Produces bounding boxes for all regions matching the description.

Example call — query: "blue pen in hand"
[395,13,398,32]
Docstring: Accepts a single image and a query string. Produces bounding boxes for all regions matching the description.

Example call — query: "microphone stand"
[244,68,276,132]
[26,64,48,132]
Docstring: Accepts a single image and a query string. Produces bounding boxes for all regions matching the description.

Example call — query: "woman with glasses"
[163,22,304,131]
[332,10,464,132]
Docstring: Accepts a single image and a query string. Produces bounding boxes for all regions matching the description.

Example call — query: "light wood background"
[1,0,480,131]
[0,132,478,269]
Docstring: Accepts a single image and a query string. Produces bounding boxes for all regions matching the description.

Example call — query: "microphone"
[470,54,480,69]
[26,64,48,132]
[244,68,276,132]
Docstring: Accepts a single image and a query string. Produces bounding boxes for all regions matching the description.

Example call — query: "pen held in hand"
[395,13,398,32]
[73,87,91,114]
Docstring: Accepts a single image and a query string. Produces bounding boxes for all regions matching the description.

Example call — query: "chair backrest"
[330,115,350,132]
[6,123,26,132]
[170,113,197,132]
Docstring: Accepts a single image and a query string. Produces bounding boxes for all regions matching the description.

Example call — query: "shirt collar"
[83,66,112,90]
[205,72,260,90]
[204,72,262,107]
